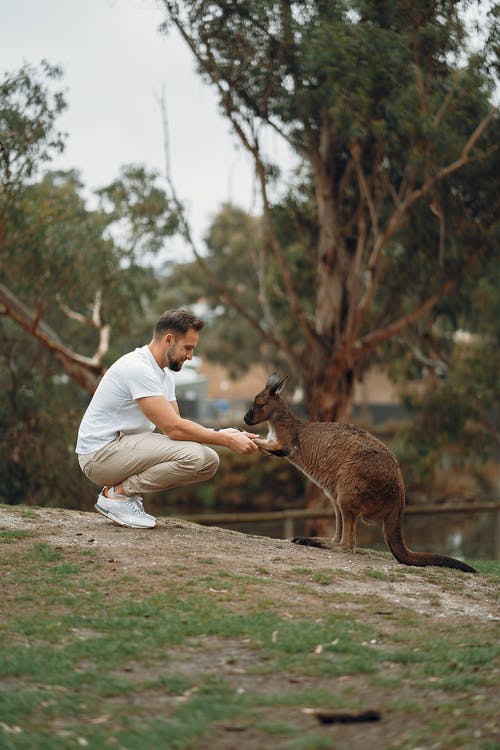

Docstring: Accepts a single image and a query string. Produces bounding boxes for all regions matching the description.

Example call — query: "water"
[207,508,499,561]
[357,510,498,561]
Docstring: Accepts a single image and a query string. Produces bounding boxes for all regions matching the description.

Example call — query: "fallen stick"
[303,708,382,724]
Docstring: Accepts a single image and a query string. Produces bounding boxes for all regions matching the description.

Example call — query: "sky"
[0,0,266,260]
[1,0,490,262]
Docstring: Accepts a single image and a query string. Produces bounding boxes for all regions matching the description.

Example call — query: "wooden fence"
[177,502,500,557]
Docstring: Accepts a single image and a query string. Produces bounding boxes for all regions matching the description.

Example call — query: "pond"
[206,507,499,562]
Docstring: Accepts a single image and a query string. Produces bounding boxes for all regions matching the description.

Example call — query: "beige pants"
[78,432,219,495]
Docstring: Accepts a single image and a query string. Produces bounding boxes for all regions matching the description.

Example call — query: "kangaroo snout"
[243,407,256,426]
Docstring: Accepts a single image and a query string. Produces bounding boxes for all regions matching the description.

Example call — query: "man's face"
[164,328,199,371]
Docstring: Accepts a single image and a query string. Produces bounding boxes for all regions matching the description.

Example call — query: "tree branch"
[354,243,488,358]
[0,282,105,393]
[158,89,287,355]
[251,140,317,349]
[349,107,496,343]
[350,142,379,244]
[162,21,317,353]
[251,239,297,372]
[57,289,111,364]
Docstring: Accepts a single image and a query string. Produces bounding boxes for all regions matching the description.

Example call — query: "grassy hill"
[1,504,499,749]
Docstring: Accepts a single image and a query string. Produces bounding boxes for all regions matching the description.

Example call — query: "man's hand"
[218,428,260,454]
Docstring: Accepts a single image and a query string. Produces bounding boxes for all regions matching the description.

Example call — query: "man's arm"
[136,396,258,455]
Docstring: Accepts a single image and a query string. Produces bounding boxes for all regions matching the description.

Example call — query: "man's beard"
[166,346,183,372]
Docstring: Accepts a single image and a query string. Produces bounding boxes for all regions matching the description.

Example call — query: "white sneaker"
[129,495,156,524]
[95,489,156,528]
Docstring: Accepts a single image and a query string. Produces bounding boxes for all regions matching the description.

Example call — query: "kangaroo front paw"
[253,439,290,457]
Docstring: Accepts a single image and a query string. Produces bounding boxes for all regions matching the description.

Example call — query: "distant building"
[198,361,408,429]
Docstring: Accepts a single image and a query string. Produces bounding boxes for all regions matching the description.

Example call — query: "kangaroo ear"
[266,372,279,390]
[267,373,288,395]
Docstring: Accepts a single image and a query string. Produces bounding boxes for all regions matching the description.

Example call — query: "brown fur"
[244,373,476,574]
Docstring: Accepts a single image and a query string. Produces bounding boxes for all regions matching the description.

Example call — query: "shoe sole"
[95,503,156,529]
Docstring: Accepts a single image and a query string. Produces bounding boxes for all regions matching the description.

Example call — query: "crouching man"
[75,308,258,528]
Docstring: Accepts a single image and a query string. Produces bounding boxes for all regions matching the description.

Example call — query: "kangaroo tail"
[383,507,477,574]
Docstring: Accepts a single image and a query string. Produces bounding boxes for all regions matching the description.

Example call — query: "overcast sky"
[2,1,490,262]
[0,0,264,259]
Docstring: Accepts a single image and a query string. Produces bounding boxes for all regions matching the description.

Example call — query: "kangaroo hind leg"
[332,498,342,543]
[338,507,359,552]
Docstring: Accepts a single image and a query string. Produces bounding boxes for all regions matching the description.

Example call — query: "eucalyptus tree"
[0,63,179,393]
[0,63,181,505]
[160,0,498,421]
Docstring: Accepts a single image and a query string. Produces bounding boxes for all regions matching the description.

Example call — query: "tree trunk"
[300,112,365,536]
[51,351,102,395]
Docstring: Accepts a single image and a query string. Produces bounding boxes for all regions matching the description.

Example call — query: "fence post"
[283,515,294,539]
[496,506,500,561]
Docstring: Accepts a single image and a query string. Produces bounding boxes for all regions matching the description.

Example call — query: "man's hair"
[154,309,204,339]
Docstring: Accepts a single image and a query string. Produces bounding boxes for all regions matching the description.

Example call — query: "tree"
[0,63,180,393]
[0,63,181,506]
[0,60,65,197]
[160,0,499,423]
[156,203,269,377]
[394,263,500,493]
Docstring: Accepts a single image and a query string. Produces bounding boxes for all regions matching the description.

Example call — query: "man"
[76,309,259,528]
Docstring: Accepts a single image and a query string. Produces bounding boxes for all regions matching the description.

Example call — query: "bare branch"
[57,296,89,325]
[354,243,488,358]
[160,28,316,355]
[252,144,317,349]
[176,18,315,343]
[429,199,446,267]
[0,282,104,393]
[0,284,103,368]
[158,89,287,355]
[350,107,496,342]
[251,231,277,332]
[413,107,497,195]
[57,288,111,365]
[91,288,104,328]
[252,241,297,372]
[217,108,315,349]
[395,336,448,377]
[434,86,456,127]
[355,282,455,357]
[345,208,367,340]
[350,142,379,244]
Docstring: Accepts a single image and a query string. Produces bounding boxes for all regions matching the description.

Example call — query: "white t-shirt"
[75,345,176,455]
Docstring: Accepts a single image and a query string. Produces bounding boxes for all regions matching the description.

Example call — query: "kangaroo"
[244,373,477,574]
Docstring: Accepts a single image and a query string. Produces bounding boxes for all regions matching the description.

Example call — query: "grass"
[0,512,499,749]
[0,529,35,544]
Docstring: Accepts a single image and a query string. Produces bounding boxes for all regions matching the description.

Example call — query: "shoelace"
[123,498,144,515]
[131,496,145,511]
[129,496,155,519]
